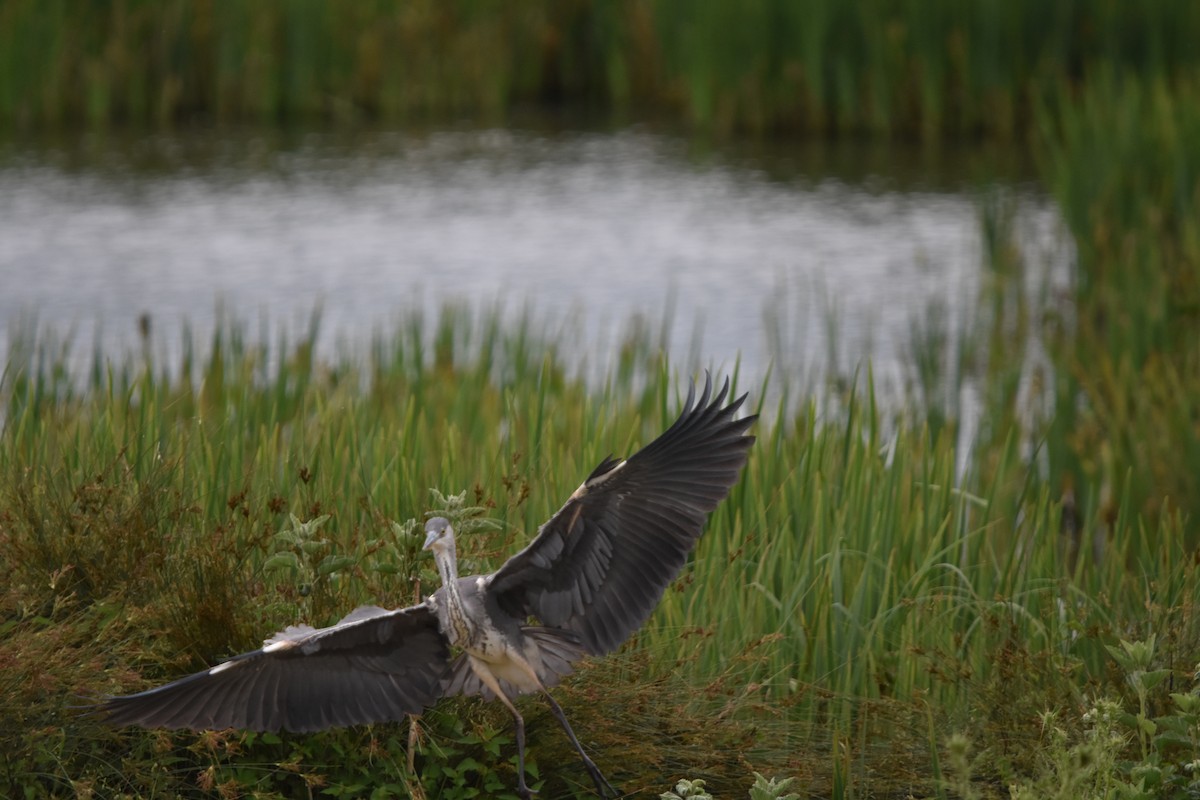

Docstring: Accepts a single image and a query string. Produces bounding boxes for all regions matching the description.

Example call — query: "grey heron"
[95,376,755,798]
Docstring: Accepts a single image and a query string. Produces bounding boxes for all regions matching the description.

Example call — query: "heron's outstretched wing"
[96,603,449,733]
[485,375,755,655]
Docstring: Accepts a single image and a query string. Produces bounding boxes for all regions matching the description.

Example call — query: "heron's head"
[422,517,455,553]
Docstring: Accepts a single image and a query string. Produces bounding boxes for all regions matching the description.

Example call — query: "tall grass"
[3,301,1197,797]
[1035,73,1200,536]
[4,0,1200,136]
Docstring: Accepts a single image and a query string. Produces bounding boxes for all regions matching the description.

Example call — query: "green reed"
[4,0,1200,137]
[1034,73,1200,539]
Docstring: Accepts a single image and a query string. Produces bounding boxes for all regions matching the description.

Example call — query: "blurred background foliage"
[0,0,1197,137]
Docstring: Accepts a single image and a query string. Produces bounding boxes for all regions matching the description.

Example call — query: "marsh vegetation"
[3,1,1200,797]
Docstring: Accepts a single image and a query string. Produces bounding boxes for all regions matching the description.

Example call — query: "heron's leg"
[470,660,537,799]
[540,690,618,798]
[506,704,530,800]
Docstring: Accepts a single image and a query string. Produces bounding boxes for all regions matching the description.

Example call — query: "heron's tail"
[442,627,585,700]
[524,626,587,688]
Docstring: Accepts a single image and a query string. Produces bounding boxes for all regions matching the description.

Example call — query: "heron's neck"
[434,544,459,588]
[434,544,474,645]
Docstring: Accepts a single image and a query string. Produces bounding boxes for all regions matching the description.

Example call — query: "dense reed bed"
[1034,73,1200,539]
[4,0,1200,137]
[3,302,1197,797]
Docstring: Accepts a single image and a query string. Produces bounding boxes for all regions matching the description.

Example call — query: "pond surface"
[0,122,1070,390]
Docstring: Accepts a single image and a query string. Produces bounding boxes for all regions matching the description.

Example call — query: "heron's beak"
[422,530,439,550]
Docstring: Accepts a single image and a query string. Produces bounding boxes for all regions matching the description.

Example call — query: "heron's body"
[93,377,755,798]
[430,566,580,699]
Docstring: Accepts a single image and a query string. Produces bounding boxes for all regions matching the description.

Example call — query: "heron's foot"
[516,780,539,800]
[584,761,619,798]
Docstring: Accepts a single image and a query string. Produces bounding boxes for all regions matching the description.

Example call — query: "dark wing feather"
[96,603,449,733]
[485,375,755,655]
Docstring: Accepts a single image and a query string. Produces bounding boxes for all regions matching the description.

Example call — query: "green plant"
[660,772,799,800]
[997,638,1200,800]
[942,733,982,800]
[1105,638,1200,797]
[416,707,538,800]
[662,777,713,799]
[748,771,800,800]
[1006,701,1135,800]
[1106,636,1172,763]
[262,513,345,615]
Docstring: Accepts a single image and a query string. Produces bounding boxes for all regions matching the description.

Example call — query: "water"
[0,124,1071,391]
